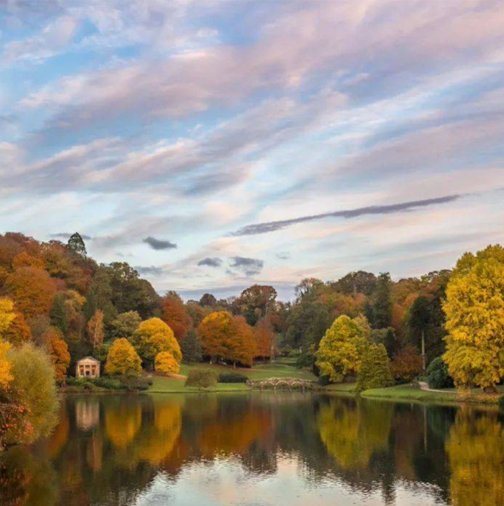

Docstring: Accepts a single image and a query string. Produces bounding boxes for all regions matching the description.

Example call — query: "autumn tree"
[229,315,256,367]
[0,298,16,336]
[45,327,71,384]
[443,245,504,391]
[12,251,45,270]
[0,339,13,389]
[254,317,275,359]
[160,291,191,341]
[87,310,105,349]
[233,285,277,326]
[105,338,142,377]
[390,345,423,382]
[109,311,141,338]
[5,267,57,317]
[315,315,368,382]
[155,352,181,375]
[2,312,32,347]
[357,343,393,392]
[131,318,182,369]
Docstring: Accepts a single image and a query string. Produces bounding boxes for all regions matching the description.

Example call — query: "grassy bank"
[148,361,316,394]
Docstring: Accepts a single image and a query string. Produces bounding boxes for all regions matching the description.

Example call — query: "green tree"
[315,315,368,382]
[180,328,203,363]
[109,311,142,338]
[233,285,277,326]
[67,232,87,256]
[443,245,504,391]
[372,273,393,329]
[357,343,393,392]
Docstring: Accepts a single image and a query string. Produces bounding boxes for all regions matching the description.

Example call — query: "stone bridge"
[248,377,317,391]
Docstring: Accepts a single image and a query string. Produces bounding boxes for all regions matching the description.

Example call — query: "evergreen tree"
[373,273,393,329]
[181,328,203,363]
[67,233,87,257]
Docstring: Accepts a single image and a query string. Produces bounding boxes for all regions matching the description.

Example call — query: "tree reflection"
[446,409,504,506]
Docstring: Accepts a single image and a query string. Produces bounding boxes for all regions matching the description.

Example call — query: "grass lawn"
[148,361,316,393]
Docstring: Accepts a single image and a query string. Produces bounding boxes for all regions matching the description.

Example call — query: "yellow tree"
[0,339,13,389]
[105,338,142,377]
[2,312,32,347]
[155,352,181,375]
[443,245,504,391]
[0,298,16,336]
[315,315,368,382]
[131,318,181,368]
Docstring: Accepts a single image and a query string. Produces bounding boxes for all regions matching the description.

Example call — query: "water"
[1,393,503,506]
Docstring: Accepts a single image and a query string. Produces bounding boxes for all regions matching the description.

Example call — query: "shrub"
[119,376,150,391]
[93,377,122,390]
[390,345,423,383]
[155,351,180,375]
[426,357,454,389]
[218,372,248,383]
[296,352,315,369]
[357,343,394,392]
[185,369,217,388]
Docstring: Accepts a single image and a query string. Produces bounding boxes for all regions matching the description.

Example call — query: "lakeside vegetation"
[3,232,504,448]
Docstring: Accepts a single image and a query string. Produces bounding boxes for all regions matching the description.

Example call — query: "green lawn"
[148,361,316,393]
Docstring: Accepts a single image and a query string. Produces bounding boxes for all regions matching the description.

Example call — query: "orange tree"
[254,317,275,359]
[155,352,181,375]
[45,327,71,384]
[160,292,191,341]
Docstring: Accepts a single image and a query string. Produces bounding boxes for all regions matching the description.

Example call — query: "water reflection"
[1,393,504,506]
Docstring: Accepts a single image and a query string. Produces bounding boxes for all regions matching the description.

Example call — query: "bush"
[296,352,315,369]
[93,377,122,390]
[426,357,454,389]
[185,369,218,388]
[119,376,150,391]
[218,372,248,383]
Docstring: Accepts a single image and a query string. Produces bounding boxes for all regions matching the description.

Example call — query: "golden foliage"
[155,351,180,375]
[2,312,32,347]
[0,298,16,336]
[105,338,142,377]
[12,252,45,270]
[105,404,142,449]
[315,315,368,382]
[87,310,104,349]
[443,245,504,390]
[0,338,13,389]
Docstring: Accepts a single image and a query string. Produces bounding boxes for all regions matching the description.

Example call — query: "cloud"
[233,195,462,236]
[229,256,264,276]
[134,265,164,277]
[50,232,92,240]
[143,236,177,250]
[198,257,222,267]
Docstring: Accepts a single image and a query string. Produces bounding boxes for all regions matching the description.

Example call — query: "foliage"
[443,245,504,391]
[199,293,217,307]
[131,317,182,367]
[233,285,277,326]
[67,232,87,256]
[45,327,71,384]
[185,369,218,388]
[197,311,255,366]
[0,339,13,389]
[315,315,368,382]
[180,328,203,363]
[370,327,399,357]
[371,273,393,328]
[218,372,248,383]
[254,317,275,358]
[426,357,453,389]
[155,351,181,375]
[390,345,423,382]
[333,271,377,296]
[499,395,504,412]
[105,338,142,377]
[87,310,105,349]
[0,298,16,336]
[6,344,59,445]
[357,343,393,392]
[109,311,141,338]
[296,351,316,369]
[2,311,32,347]
[5,267,57,317]
[160,291,191,340]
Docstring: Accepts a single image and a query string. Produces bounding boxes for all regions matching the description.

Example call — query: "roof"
[77,356,100,363]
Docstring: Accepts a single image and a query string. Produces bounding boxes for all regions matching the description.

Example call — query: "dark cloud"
[232,195,461,236]
[50,232,92,240]
[143,236,177,250]
[198,257,223,267]
[229,256,264,276]
[134,265,164,276]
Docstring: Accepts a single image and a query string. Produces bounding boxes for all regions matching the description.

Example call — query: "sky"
[1,0,504,300]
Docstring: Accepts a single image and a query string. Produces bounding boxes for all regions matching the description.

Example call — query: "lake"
[1,392,503,506]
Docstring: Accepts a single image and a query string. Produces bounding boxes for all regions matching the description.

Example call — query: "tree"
[254,317,275,359]
[233,285,277,326]
[12,252,45,270]
[5,267,57,317]
[155,351,181,375]
[426,357,453,389]
[0,339,13,389]
[315,315,368,382]
[372,273,393,328]
[334,271,377,296]
[443,245,504,391]
[357,343,393,392]
[107,311,140,340]
[131,318,182,368]
[87,310,105,349]
[229,315,256,367]
[0,298,16,335]
[180,328,203,363]
[2,312,32,347]
[390,345,423,382]
[45,327,71,384]
[67,233,87,256]
[199,293,217,307]
[105,338,142,377]
[160,292,191,341]
[50,290,86,341]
